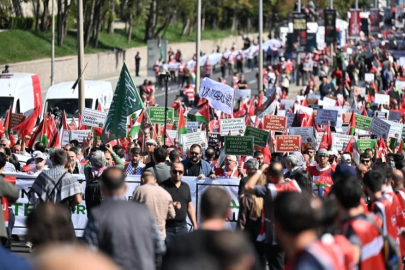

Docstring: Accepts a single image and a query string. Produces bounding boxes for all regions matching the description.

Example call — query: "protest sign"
[355,114,372,130]
[374,93,390,105]
[382,119,403,140]
[370,117,391,139]
[357,139,376,151]
[323,96,337,107]
[365,73,375,82]
[277,110,286,117]
[235,89,251,100]
[389,111,402,122]
[70,130,90,142]
[220,118,245,136]
[187,121,199,133]
[166,130,178,140]
[315,109,338,126]
[263,115,287,132]
[308,93,321,100]
[208,133,223,148]
[244,126,269,147]
[180,131,207,151]
[10,113,25,129]
[286,113,295,128]
[224,136,254,156]
[396,80,405,90]
[81,108,107,128]
[62,130,70,146]
[289,127,315,148]
[332,134,353,151]
[149,107,174,124]
[281,99,295,110]
[315,131,325,150]
[374,111,388,120]
[275,135,301,152]
[342,113,352,124]
[200,78,235,115]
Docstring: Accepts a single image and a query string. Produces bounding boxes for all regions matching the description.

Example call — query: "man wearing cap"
[28,152,48,175]
[340,153,352,165]
[214,155,242,178]
[307,149,334,192]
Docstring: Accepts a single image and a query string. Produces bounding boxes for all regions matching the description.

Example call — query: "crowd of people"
[3,31,405,270]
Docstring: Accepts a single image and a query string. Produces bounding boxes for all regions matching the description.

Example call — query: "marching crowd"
[3,34,405,270]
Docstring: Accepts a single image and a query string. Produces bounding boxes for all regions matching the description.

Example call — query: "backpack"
[367,214,401,270]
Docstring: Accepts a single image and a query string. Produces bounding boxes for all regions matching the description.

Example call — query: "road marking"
[248,80,256,84]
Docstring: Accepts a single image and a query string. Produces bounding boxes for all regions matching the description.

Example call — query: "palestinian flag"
[188,101,210,123]
[343,136,360,164]
[39,113,50,147]
[4,106,11,137]
[128,110,144,137]
[398,139,405,154]
[178,104,188,135]
[346,111,356,135]
[12,106,41,139]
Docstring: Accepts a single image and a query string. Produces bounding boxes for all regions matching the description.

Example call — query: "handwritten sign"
[263,115,287,132]
[224,136,254,156]
[244,126,269,147]
[220,118,245,136]
[275,135,301,152]
[315,109,338,126]
[81,108,107,128]
[370,117,391,139]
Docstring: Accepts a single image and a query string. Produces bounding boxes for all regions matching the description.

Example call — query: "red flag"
[247,99,255,116]
[377,138,388,162]
[362,106,368,116]
[12,106,41,139]
[4,106,11,137]
[257,95,263,110]
[301,98,308,107]
[346,111,356,135]
[0,118,4,138]
[319,122,332,150]
[233,100,247,118]
[9,134,16,147]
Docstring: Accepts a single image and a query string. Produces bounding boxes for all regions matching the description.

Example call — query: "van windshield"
[0,97,14,118]
[45,99,93,118]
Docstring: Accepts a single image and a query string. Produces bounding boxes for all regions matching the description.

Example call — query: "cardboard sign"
[180,131,207,151]
[10,113,25,129]
[357,139,376,151]
[342,113,352,124]
[275,135,301,152]
[365,73,375,82]
[81,108,107,128]
[224,136,254,156]
[315,109,338,126]
[263,115,287,132]
[149,107,174,124]
[374,111,388,120]
[70,130,91,142]
[332,134,353,151]
[62,130,71,146]
[244,126,269,147]
[208,132,223,148]
[382,119,403,140]
[235,89,252,100]
[370,117,391,139]
[220,118,245,136]
[187,121,199,133]
[355,114,372,130]
[289,127,315,149]
[374,93,390,105]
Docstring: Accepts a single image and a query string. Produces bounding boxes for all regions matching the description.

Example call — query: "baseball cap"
[341,154,352,164]
[331,163,356,179]
[146,139,157,146]
[317,149,329,156]
[328,149,338,157]
[34,152,47,160]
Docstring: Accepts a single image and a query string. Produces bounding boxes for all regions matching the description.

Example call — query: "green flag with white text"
[101,63,145,143]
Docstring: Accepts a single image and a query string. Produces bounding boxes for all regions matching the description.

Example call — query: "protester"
[67,148,84,174]
[145,148,171,183]
[182,144,214,178]
[160,162,198,246]
[83,167,165,270]
[238,158,259,198]
[214,155,240,178]
[125,147,144,175]
[28,152,48,174]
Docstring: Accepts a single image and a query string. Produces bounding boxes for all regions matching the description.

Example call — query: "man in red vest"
[214,155,240,178]
[333,177,385,269]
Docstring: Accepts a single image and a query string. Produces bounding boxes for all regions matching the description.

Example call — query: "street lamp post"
[161,72,170,146]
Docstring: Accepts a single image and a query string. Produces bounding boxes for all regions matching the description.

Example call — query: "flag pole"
[195,0,201,94]
[161,72,170,146]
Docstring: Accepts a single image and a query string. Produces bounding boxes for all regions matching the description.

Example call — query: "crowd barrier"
[3,173,241,236]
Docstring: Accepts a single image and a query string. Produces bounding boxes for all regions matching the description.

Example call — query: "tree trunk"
[41,0,49,32]
[92,0,105,47]
[247,17,251,34]
[127,2,133,43]
[34,0,40,31]
[57,0,63,45]
[84,0,96,48]
[12,0,23,17]
[231,11,238,35]
[181,16,190,36]
[212,17,218,30]
[201,8,205,32]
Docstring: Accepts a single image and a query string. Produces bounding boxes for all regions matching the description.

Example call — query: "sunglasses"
[0,144,7,147]
[190,152,200,156]
[361,160,371,164]
[172,170,184,174]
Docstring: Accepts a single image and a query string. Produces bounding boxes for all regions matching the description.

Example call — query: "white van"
[0,73,43,118]
[43,80,113,119]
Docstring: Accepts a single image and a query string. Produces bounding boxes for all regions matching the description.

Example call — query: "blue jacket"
[182,159,213,177]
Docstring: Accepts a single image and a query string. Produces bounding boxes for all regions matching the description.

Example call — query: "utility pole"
[51,0,55,85]
[258,0,263,92]
[77,0,85,114]
[330,0,334,69]
[195,0,201,93]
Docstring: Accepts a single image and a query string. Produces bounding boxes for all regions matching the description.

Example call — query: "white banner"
[180,131,208,151]
[220,118,245,136]
[200,78,235,115]
[5,174,241,236]
[332,133,353,151]
[70,130,91,142]
[81,108,107,128]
